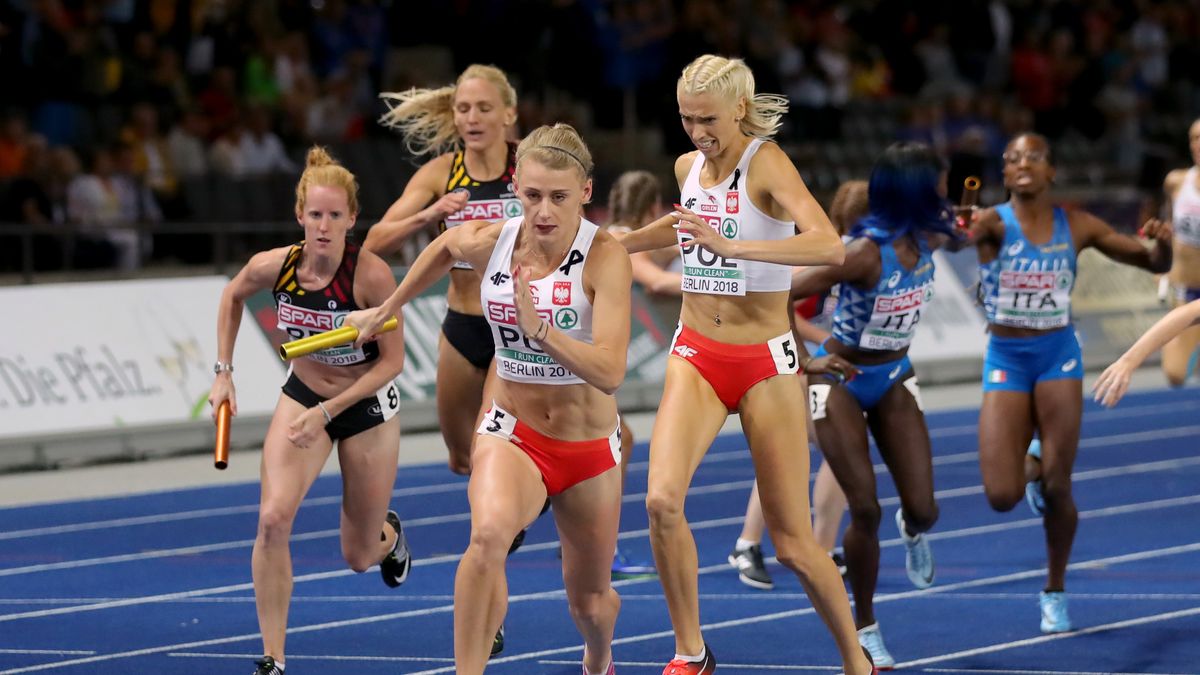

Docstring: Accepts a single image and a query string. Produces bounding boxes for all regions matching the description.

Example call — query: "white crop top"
[480,217,598,385]
[677,138,794,295]
[1172,167,1200,249]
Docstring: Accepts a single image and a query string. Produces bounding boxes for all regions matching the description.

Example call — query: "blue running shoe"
[1025,439,1046,516]
[856,623,895,670]
[1039,591,1072,633]
[895,509,935,589]
[612,549,656,579]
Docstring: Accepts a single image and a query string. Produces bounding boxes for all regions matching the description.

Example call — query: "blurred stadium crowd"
[1,0,1198,274]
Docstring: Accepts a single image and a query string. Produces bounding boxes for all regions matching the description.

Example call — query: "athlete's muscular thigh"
[646,358,729,506]
[978,390,1035,509]
[739,374,815,537]
[868,377,936,524]
[809,380,876,510]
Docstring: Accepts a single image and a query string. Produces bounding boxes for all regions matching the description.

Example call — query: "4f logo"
[726,191,739,214]
[553,281,571,305]
[673,344,698,359]
[490,271,510,286]
[684,197,697,209]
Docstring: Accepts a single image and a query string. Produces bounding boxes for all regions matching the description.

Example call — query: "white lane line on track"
[5,449,1199,580]
[5,537,1196,673]
[894,606,1200,669]
[167,652,455,663]
[8,590,1200,606]
[2,397,1194,541]
[401,542,1200,675]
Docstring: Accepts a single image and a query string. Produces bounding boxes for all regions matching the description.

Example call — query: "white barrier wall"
[0,277,284,441]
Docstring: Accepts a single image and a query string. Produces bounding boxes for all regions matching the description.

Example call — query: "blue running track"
[0,388,1197,674]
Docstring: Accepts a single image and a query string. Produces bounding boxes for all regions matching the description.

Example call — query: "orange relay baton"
[214,400,231,470]
[278,316,399,361]
[957,176,981,230]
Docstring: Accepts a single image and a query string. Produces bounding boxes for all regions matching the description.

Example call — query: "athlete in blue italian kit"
[792,142,963,668]
[969,132,1172,633]
[209,147,412,675]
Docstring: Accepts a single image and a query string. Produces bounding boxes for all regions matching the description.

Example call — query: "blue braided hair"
[849,141,957,250]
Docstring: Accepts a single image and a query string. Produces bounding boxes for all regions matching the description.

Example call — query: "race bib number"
[809,383,832,420]
[679,233,746,296]
[767,333,800,374]
[476,403,517,439]
[995,270,1072,329]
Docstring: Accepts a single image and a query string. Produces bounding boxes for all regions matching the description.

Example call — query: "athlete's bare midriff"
[447,268,484,315]
[491,379,618,441]
[290,358,378,398]
[680,290,791,344]
[1168,242,1200,290]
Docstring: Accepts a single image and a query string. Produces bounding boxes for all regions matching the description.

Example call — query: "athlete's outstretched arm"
[209,247,290,417]
[791,238,880,300]
[617,153,696,254]
[515,233,632,394]
[349,220,500,342]
[322,254,407,416]
[617,212,679,253]
[1093,299,1200,407]
[1076,209,1173,273]
[362,155,466,256]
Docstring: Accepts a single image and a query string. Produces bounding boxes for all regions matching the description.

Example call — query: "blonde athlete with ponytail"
[366,64,520,476]
[620,55,876,675]
[350,124,631,675]
[209,147,412,675]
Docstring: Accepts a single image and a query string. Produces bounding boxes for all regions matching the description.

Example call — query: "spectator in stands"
[241,106,298,176]
[167,108,210,179]
[66,146,155,270]
[122,102,181,216]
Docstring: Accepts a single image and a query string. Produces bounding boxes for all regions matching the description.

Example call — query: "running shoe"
[727,544,774,590]
[831,549,848,577]
[252,656,283,675]
[379,510,411,588]
[612,549,656,579]
[856,623,895,670]
[491,624,505,657]
[1025,439,1046,516]
[894,509,935,589]
[662,643,715,674]
[1039,590,1072,633]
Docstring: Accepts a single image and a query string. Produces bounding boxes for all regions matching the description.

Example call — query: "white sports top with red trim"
[677,138,794,296]
[480,216,598,385]
[1172,167,1200,249]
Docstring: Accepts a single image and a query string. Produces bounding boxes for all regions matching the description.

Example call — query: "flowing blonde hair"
[294,146,359,215]
[515,123,594,181]
[378,64,518,157]
[677,55,789,140]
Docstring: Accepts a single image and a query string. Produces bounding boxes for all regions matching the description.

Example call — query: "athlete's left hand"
[1092,357,1135,408]
[512,265,544,337]
[287,406,327,448]
[1139,218,1172,245]
[674,204,734,258]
